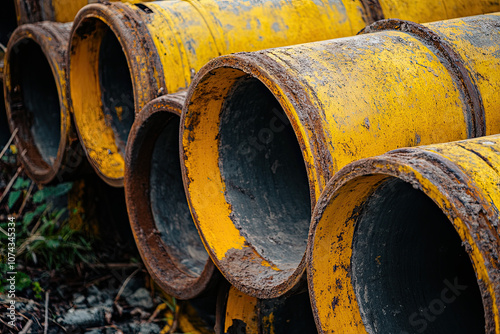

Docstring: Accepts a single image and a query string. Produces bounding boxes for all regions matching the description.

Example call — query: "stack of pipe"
[2,0,500,332]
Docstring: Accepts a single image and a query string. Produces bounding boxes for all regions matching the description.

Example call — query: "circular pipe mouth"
[99,27,135,156]
[307,154,496,333]
[5,35,62,177]
[125,94,216,300]
[182,63,315,298]
[352,178,484,334]
[218,77,311,268]
[69,16,133,186]
[69,3,156,187]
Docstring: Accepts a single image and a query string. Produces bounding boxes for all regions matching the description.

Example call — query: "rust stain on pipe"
[67,0,500,185]
[180,13,500,298]
[307,134,500,333]
[4,22,85,184]
[125,91,220,299]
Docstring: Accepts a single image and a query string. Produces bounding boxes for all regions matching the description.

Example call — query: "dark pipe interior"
[99,27,134,157]
[0,0,17,46]
[218,77,311,269]
[260,292,317,334]
[150,115,208,277]
[10,39,60,166]
[352,178,485,334]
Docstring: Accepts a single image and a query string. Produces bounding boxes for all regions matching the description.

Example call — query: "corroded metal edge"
[361,18,486,138]
[125,91,219,300]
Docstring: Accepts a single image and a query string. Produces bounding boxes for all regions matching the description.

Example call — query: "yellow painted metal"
[14,0,86,24]
[218,286,316,334]
[181,13,500,298]
[68,0,369,185]
[13,0,158,24]
[51,0,88,22]
[223,286,260,334]
[68,0,500,185]
[379,0,500,23]
[427,15,500,135]
[308,134,500,333]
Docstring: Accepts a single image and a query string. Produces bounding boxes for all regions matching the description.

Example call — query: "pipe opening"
[150,115,208,277]
[218,77,311,269]
[99,27,134,157]
[0,0,17,46]
[351,178,485,333]
[9,38,61,168]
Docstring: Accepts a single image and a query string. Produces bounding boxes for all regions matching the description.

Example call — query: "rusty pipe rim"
[307,148,499,333]
[180,53,332,299]
[4,22,74,184]
[68,2,164,187]
[125,92,218,300]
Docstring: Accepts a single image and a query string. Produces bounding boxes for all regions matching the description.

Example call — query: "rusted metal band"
[4,22,85,184]
[125,91,219,299]
[72,2,166,114]
[358,0,384,25]
[242,51,335,197]
[307,146,499,333]
[102,2,167,107]
[361,19,486,138]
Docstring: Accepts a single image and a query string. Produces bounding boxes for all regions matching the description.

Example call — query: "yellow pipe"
[216,285,316,334]
[68,0,500,186]
[14,0,157,24]
[14,0,88,24]
[3,22,85,184]
[180,13,500,298]
[308,134,500,333]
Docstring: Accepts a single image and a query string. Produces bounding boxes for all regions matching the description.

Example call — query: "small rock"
[127,322,161,334]
[74,294,86,306]
[121,278,142,298]
[87,294,99,306]
[125,288,154,310]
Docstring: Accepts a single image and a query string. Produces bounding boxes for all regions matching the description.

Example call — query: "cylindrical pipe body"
[15,0,88,24]
[14,0,157,25]
[181,13,500,298]
[307,134,500,333]
[68,0,500,186]
[216,285,317,334]
[4,22,85,184]
[68,0,371,186]
[125,92,219,299]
